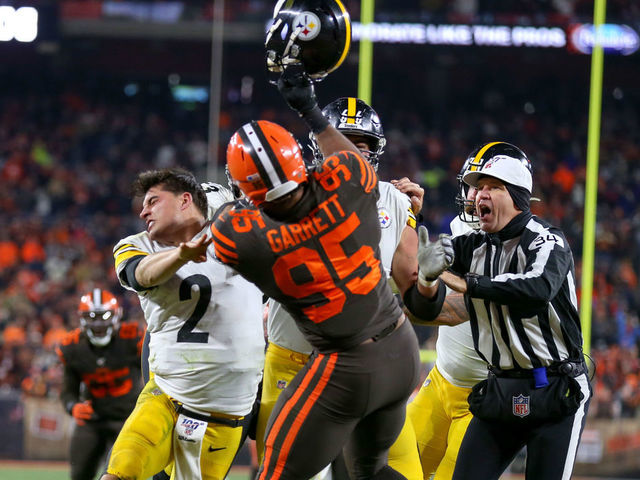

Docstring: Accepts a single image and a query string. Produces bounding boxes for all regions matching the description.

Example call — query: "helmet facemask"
[310,97,386,170]
[455,171,479,226]
[78,289,123,347]
[80,309,120,347]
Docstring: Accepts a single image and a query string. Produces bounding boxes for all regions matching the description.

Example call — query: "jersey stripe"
[458,216,582,370]
[114,247,148,269]
[212,241,238,265]
[355,153,377,192]
[114,243,135,256]
[406,209,417,228]
[210,223,237,249]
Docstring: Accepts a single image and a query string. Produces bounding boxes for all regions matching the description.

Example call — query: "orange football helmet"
[226,120,307,206]
[78,289,123,347]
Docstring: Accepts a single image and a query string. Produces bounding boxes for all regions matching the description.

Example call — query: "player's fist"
[71,401,94,425]
[277,65,318,115]
[417,226,454,285]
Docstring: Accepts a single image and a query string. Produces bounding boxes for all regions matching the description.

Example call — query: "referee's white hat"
[462,141,532,193]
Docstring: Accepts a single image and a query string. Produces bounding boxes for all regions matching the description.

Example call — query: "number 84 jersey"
[113,226,265,416]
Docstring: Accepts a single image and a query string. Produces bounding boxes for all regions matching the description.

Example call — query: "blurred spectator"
[0,38,637,419]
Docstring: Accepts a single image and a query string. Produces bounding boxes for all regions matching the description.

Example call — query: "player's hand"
[390,177,424,215]
[178,235,212,263]
[277,65,318,115]
[417,226,454,285]
[71,401,94,426]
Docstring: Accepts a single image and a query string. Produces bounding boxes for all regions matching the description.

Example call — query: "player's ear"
[181,191,193,210]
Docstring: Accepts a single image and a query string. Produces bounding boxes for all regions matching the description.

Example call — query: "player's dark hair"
[132,167,208,217]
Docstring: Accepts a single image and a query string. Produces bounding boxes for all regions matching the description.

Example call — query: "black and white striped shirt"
[450,211,584,371]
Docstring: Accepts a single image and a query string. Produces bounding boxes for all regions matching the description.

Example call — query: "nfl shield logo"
[277,380,287,390]
[512,394,530,417]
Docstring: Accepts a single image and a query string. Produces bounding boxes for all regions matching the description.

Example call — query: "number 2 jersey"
[211,151,404,353]
[113,185,265,416]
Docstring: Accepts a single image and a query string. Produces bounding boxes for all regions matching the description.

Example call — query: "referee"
[405,142,592,480]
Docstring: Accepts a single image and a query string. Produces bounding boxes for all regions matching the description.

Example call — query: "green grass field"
[0,462,250,480]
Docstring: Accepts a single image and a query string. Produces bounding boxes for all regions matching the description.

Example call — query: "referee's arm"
[467,229,573,306]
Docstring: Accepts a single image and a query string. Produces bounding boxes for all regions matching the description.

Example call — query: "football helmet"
[78,289,122,347]
[310,97,386,171]
[224,166,243,200]
[462,141,532,193]
[226,120,307,207]
[201,181,235,219]
[265,0,351,82]
[455,155,479,225]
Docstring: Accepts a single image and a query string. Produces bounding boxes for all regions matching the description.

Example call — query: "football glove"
[71,400,95,425]
[277,65,318,116]
[417,226,454,286]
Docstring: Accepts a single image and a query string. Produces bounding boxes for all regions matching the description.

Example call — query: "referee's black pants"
[452,373,591,480]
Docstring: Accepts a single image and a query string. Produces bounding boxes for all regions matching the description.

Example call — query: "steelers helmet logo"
[294,12,321,41]
[378,209,392,229]
[338,108,363,129]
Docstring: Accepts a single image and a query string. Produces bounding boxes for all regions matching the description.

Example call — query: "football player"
[57,289,144,480]
[211,67,421,480]
[254,96,424,480]
[102,171,265,480]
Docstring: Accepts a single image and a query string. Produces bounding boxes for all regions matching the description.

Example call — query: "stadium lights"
[0,6,38,43]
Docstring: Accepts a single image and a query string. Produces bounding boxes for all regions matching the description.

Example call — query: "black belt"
[490,361,586,379]
[172,400,244,427]
[370,317,402,342]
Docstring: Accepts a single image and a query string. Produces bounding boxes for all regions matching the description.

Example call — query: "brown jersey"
[56,322,144,420]
[211,151,403,352]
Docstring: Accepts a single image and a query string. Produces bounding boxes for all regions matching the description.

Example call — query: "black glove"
[277,65,318,115]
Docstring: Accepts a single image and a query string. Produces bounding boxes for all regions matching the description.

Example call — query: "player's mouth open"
[147,220,155,230]
[478,205,492,220]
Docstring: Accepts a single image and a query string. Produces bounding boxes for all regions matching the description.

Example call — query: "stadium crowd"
[0,64,638,423]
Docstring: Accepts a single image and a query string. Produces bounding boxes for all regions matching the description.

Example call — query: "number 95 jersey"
[113,226,265,416]
[211,151,403,353]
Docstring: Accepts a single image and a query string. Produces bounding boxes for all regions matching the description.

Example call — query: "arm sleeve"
[317,151,379,197]
[210,215,239,266]
[467,229,573,307]
[402,281,447,323]
[118,255,148,292]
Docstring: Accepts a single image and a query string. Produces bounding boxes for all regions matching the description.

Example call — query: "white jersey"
[267,180,415,354]
[113,183,264,415]
[434,217,488,388]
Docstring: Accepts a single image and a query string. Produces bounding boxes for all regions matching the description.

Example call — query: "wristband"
[465,273,480,295]
[301,106,330,135]
[417,275,437,288]
[402,282,446,323]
